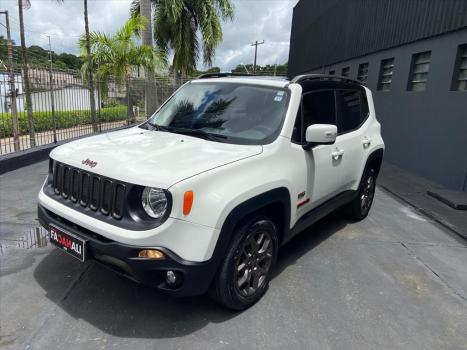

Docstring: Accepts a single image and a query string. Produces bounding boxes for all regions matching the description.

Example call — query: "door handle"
[331,149,344,160]
[362,137,372,148]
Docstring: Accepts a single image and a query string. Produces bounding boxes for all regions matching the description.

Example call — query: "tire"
[344,167,376,221]
[210,216,278,310]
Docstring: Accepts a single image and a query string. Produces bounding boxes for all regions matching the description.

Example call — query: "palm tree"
[83,0,98,132]
[130,0,234,77]
[79,15,165,122]
[17,0,63,146]
[139,0,158,115]
[17,0,35,146]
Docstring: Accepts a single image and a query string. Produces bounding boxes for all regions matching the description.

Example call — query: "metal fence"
[0,66,187,155]
[1,65,286,156]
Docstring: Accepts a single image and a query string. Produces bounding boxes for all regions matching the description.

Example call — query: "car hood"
[50,127,263,188]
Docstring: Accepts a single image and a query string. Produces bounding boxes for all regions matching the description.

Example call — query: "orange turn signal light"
[183,191,194,216]
[138,249,165,260]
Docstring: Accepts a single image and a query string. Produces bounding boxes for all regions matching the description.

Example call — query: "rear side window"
[293,87,369,143]
[335,89,369,134]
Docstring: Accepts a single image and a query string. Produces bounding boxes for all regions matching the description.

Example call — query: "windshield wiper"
[145,121,171,132]
[166,127,228,141]
[145,123,227,141]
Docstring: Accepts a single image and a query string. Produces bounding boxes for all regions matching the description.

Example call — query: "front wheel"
[344,167,376,220]
[210,216,278,310]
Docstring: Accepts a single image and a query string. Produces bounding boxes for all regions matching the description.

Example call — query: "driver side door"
[300,89,345,209]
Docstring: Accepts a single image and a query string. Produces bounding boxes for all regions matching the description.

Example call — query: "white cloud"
[211,0,297,70]
[2,0,134,54]
[1,0,298,70]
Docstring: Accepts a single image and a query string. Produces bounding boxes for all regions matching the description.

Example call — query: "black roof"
[196,72,364,86]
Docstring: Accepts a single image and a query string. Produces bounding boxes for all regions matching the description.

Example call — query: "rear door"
[334,88,369,190]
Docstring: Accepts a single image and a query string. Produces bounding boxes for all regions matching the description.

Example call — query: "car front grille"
[50,160,126,220]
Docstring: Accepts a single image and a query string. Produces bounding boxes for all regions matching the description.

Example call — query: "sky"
[1,0,299,71]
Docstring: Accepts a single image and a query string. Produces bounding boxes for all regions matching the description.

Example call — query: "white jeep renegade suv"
[38,73,384,310]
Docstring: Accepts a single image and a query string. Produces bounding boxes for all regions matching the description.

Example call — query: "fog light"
[138,249,165,260]
[166,270,182,287]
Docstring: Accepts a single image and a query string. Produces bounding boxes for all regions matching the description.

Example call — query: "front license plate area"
[49,225,86,262]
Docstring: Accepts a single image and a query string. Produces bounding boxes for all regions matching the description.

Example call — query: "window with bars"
[377,58,395,91]
[407,51,431,91]
[452,44,467,91]
[341,67,350,77]
[357,63,369,85]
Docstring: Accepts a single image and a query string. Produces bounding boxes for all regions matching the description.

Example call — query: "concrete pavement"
[379,162,467,239]
[0,161,466,350]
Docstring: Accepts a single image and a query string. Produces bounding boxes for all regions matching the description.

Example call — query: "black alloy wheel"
[345,167,377,220]
[234,228,274,297]
[360,168,376,215]
[210,216,278,310]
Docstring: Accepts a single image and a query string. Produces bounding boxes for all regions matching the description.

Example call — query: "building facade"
[288,0,467,191]
[28,68,82,90]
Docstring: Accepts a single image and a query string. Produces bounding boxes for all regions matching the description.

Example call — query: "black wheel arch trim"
[364,148,384,178]
[210,187,291,264]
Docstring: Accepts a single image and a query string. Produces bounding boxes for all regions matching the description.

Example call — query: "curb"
[378,184,466,241]
[0,142,58,175]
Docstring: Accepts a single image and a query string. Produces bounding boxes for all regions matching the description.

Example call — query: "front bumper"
[38,204,218,297]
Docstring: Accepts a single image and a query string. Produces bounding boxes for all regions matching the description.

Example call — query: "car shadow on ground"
[273,211,347,279]
[33,211,348,339]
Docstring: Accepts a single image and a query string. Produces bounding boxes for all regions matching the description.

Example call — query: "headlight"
[141,187,168,219]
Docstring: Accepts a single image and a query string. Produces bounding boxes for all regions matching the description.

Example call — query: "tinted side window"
[291,104,302,143]
[302,90,336,128]
[292,90,336,143]
[361,91,369,118]
[336,89,362,134]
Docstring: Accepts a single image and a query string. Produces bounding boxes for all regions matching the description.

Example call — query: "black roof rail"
[196,72,255,79]
[290,74,361,85]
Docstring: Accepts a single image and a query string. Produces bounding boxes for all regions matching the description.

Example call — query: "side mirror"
[304,124,337,149]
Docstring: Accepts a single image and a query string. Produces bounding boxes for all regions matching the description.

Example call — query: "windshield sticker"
[274,91,284,102]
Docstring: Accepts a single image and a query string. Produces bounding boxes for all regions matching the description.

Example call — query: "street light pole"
[0,11,20,151]
[250,40,265,75]
[47,35,57,143]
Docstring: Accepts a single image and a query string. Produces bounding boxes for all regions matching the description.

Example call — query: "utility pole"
[0,11,20,151]
[250,40,265,74]
[47,36,57,143]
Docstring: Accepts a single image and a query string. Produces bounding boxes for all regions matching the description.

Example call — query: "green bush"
[0,105,128,137]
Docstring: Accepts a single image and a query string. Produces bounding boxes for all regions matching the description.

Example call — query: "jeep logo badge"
[82,158,97,168]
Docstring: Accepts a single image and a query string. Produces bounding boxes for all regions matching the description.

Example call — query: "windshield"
[146,82,289,145]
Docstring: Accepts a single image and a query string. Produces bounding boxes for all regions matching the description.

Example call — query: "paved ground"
[379,162,467,239]
[0,161,466,350]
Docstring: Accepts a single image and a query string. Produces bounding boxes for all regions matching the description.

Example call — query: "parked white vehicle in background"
[38,73,384,310]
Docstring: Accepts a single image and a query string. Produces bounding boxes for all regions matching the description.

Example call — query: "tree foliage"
[0,35,82,70]
[78,15,165,87]
[231,62,288,76]
[130,0,234,75]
